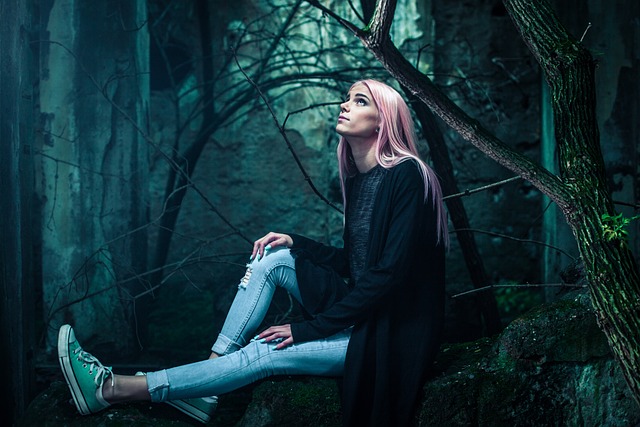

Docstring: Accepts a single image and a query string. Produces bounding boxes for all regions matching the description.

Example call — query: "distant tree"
[1,1,36,423]
[38,0,150,353]
[308,0,640,405]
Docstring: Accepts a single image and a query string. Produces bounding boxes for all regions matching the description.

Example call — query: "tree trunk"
[360,0,502,337]
[148,0,218,294]
[408,92,502,336]
[503,0,640,404]
[38,0,149,354]
[0,0,37,422]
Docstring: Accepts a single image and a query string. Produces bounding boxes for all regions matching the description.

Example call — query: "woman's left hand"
[257,324,294,350]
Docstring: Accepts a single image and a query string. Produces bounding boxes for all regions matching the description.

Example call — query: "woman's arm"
[251,231,349,275]
[287,233,349,276]
[291,164,431,343]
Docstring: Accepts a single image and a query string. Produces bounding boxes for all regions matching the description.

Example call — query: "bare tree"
[307,0,640,405]
[138,0,389,343]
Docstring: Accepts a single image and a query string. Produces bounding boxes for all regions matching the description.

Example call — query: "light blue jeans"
[146,247,351,402]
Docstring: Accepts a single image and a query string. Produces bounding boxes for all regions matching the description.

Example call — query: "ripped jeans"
[146,247,351,401]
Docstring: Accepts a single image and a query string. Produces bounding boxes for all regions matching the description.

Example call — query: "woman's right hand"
[251,232,293,261]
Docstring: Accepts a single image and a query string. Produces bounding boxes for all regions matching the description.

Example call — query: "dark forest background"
[2,0,639,424]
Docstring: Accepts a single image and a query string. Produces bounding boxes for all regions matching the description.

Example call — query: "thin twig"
[579,22,592,43]
[283,101,340,128]
[443,176,522,200]
[233,51,343,214]
[453,228,577,260]
[614,200,640,210]
[451,282,586,299]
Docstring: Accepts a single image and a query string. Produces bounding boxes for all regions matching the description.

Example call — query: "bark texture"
[504,0,640,406]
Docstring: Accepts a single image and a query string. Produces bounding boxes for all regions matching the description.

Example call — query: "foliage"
[601,212,640,245]
[494,282,544,323]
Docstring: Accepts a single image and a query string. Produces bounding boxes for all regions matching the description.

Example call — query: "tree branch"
[233,53,343,213]
[365,0,396,46]
[306,0,571,210]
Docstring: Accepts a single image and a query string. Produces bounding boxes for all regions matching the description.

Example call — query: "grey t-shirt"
[347,165,387,283]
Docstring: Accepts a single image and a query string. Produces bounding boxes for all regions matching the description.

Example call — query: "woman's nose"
[340,101,348,111]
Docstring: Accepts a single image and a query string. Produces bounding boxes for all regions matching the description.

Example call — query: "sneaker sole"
[58,325,91,415]
[135,371,214,424]
[166,400,212,423]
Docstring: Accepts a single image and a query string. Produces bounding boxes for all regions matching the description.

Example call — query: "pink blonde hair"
[337,79,449,246]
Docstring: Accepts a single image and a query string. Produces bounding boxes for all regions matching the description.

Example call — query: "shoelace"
[74,347,115,387]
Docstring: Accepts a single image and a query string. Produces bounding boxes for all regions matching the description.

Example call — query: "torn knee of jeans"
[238,264,253,289]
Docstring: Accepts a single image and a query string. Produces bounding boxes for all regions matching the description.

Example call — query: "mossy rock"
[493,291,610,365]
[418,291,640,426]
[19,381,195,427]
[21,291,640,426]
[237,377,342,427]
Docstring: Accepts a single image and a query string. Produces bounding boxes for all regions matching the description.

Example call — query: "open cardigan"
[289,160,445,427]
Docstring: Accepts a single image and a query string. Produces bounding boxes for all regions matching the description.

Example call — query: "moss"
[495,285,545,323]
[244,377,342,426]
[433,337,496,375]
[418,292,638,426]
[493,291,609,364]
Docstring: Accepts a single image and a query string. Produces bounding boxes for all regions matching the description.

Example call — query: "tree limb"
[306,0,570,210]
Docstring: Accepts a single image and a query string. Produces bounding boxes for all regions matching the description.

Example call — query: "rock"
[419,291,640,426]
[237,377,342,427]
[19,381,193,426]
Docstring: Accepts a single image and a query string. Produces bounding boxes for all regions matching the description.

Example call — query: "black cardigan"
[289,160,445,427]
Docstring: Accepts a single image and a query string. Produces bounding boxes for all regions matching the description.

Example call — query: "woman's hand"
[256,324,294,350]
[251,232,293,261]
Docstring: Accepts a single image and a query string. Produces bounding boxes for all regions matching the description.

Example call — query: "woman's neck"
[349,138,378,173]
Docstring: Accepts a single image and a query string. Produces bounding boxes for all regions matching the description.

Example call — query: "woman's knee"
[252,247,293,269]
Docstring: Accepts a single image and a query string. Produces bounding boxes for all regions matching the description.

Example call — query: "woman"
[58,79,448,426]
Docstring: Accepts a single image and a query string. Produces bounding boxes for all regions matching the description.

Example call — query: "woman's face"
[336,83,380,142]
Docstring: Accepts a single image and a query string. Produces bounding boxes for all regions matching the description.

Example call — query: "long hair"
[337,79,449,246]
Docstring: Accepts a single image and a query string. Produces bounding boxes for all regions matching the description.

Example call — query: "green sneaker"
[135,372,217,423]
[166,395,218,424]
[58,324,113,415]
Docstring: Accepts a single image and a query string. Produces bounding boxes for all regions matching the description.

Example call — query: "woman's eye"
[355,98,366,106]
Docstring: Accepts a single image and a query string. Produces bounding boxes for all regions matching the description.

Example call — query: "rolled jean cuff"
[211,332,242,356]
[146,369,170,402]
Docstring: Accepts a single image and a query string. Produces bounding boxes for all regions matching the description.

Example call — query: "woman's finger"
[275,336,294,350]
[250,233,293,261]
[255,324,293,349]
